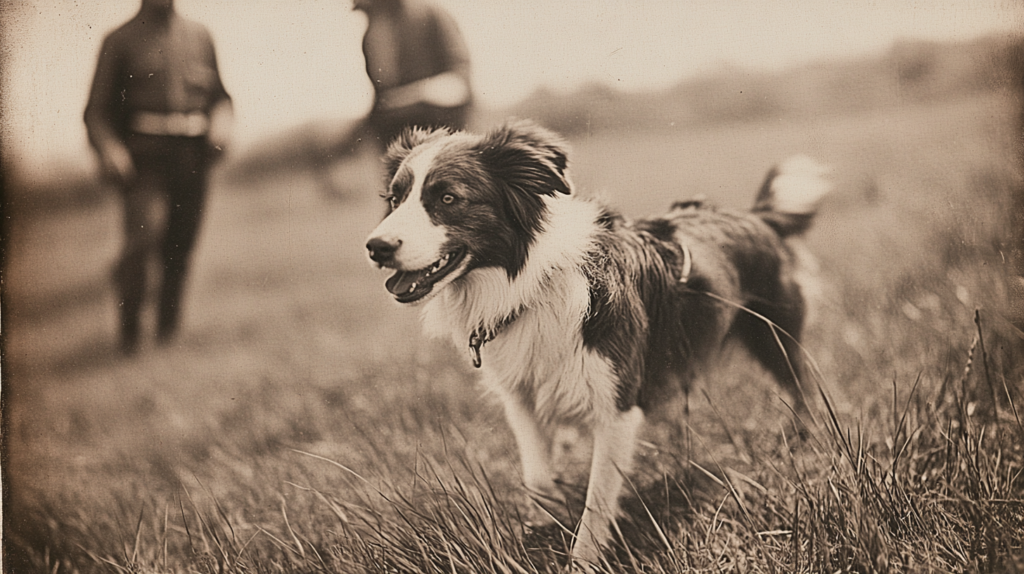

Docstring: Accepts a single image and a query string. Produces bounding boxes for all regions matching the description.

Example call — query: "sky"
[2,0,1022,178]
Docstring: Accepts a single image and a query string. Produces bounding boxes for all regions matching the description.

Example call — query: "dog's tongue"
[385,269,429,296]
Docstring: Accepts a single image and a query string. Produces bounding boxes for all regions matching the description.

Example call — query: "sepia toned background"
[3,1,1024,572]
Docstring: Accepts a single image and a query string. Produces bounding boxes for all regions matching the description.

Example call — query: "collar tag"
[467,308,522,369]
[679,245,693,284]
[468,330,485,368]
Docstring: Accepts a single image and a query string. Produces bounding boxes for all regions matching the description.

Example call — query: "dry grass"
[5,92,1023,573]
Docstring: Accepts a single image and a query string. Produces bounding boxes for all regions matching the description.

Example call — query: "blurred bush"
[490,34,1021,136]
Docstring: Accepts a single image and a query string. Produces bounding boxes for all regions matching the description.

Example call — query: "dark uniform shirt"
[84,11,230,150]
[362,0,471,111]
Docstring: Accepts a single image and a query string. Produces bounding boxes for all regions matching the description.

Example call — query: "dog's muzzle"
[367,237,400,265]
[366,236,469,303]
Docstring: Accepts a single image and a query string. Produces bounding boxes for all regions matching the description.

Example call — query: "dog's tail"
[752,155,831,238]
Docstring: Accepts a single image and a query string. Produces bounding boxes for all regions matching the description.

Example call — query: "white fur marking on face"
[366,140,450,271]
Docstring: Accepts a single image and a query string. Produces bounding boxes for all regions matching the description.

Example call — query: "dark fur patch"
[583,202,811,414]
[583,214,696,411]
[387,122,574,279]
[471,122,571,244]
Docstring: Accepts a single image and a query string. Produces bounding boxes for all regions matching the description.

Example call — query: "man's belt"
[131,112,210,137]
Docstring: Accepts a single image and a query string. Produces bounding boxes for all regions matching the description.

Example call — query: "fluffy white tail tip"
[769,155,832,215]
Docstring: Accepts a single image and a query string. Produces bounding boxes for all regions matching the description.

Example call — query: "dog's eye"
[441,193,456,205]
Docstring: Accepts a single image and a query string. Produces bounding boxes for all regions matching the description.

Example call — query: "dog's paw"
[568,540,605,572]
[523,504,558,529]
[523,486,566,528]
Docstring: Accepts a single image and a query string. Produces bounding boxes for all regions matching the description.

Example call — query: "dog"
[364,120,829,567]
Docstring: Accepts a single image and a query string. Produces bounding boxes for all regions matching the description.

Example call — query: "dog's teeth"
[408,282,417,293]
[440,254,449,265]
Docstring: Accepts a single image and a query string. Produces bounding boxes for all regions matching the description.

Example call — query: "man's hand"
[207,100,234,160]
[100,143,136,185]
[379,72,470,111]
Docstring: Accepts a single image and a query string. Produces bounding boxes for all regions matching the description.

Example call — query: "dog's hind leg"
[571,406,645,568]
[734,301,812,435]
[501,395,565,526]
[660,371,693,461]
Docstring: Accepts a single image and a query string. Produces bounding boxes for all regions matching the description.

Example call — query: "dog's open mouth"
[384,248,467,303]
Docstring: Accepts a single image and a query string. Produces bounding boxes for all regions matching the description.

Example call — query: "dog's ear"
[475,120,572,197]
[384,126,451,182]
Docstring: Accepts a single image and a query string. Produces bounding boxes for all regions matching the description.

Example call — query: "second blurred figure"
[320,0,473,192]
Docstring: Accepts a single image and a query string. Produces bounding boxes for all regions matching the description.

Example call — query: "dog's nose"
[367,237,401,264]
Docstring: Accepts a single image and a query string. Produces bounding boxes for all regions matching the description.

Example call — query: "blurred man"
[85,0,233,355]
[320,0,472,190]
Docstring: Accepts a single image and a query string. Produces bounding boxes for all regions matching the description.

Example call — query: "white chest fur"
[483,292,620,425]
[419,196,620,424]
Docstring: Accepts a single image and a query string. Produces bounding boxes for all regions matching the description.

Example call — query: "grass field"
[5,91,1024,573]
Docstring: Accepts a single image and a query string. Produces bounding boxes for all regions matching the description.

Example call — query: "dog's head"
[365,120,572,304]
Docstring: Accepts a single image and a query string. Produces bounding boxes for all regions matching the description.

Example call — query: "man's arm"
[207,100,233,154]
[84,35,135,184]
[204,35,234,158]
[376,71,470,110]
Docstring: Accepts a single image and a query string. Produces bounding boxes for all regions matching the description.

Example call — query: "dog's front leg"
[501,394,564,526]
[571,406,645,568]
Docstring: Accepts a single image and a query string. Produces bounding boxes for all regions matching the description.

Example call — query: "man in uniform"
[85,0,233,354]
[320,0,472,186]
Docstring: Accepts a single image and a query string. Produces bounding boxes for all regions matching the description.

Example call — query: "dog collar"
[468,309,521,368]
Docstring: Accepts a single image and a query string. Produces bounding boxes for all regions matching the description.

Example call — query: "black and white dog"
[365,120,828,566]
